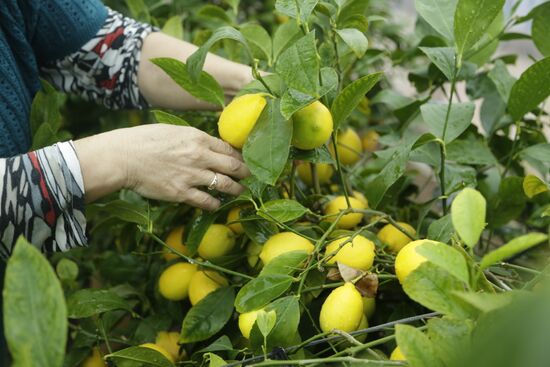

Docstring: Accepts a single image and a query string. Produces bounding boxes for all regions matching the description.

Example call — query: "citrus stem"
[310,162,321,195]
[331,135,352,208]
[98,316,112,354]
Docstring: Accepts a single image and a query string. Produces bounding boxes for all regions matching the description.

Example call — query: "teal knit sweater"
[0,0,107,157]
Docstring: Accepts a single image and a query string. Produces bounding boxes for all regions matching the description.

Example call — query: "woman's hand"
[74,124,250,210]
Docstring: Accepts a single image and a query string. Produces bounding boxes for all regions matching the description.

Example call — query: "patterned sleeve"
[0,142,86,258]
[39,8,157,110]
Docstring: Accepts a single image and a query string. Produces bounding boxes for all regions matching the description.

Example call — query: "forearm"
[138,32,254,110]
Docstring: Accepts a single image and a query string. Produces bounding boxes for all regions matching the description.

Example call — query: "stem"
[251,357,404,366]
[98,316,112,354]
[252,59,276,97]
[290,161,297,199]
[439,69,458,214]
[501,262,540,275]
[310,163,321,195]
[331,135,352,208]
[502,120,521,177]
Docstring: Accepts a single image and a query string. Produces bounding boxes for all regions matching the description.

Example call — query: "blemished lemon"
[329,128,362,165]
[218,94,267,148]
[325,235,375,271]
[296,162,334,186]
[197,224,235,260]
[141,343,175,363]
[155,331,181,362]
[82,348,106,367]
[246,242,263,268]
[259,232,314,265]
[390,346,406,361]
[292,101,334,150]
[362,130,380,152]
[324,196,366,229]
[394,240,439,284]
[227,207,245,235]
[363,297,376,319]
[238,309,263,339]
[319,282,363,332]
[188,270,228,305]
[158,262,198,301]
[163,226,189,261]
[377,222,416,253]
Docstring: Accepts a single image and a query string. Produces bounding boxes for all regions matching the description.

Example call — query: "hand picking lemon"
[227,207,245,234]
[377,222,416,253]
[188,270,228,305]
[238,309,263,339]
[324,196,366,229]
[259,232,314,265]
[329,128,362,165]
[292,101,334,150]
[163,226,189,261]
[390,346,406,361]
[155,331,181,362]
[218,93,267,148]
[141,343,175,363]
[82,348,106,367]
[394,239,439,284]
[363,296,376,319]
[362,130,380,152]
[325,235,375,271]
[197,224,235,260]
[296,162,334,186]
[319,282,363,332]
[158,262,198,301]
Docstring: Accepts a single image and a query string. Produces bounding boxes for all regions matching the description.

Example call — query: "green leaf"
[451,188,486,248]
[331,72,383,128]
[523,175,549,198]
[487,60,516,102]
[290,144,335,164]
[151,58,225,106]
[336,28,368,58]
[479,233,548,270]
[162,16,184,39]
[106,346,174,367]
[206,353,227,367]
[415,0,457,41]
[420,102,475,143]
[152,110,189,126]
[508,57,550,121]
[31,123,57,150]
[198,5,232,24]
[446,139,497,165]
[416,241,470,284]
[260,251,309,276]
[258,199,309,223]
[249,296,300,350]
[452,291,516,313]
[488,176,527,228]
[256,310,277,338]
[241,23,273,63]
[90,200,149,226]
[273,21,302,61]
[3,237,67,367]
[180,287,234,344]
[185,211,220,255]
[395,324,445,367]
[454,0,505,58]
[427,215,454,243]
[30,80,64,136]
[519,143,550,163]
[125,0,150,22]
[242,217,278,244]
[243,99,293,185]
[532,2,550,57]
[235,274,293,313]
[275,0,319,24]
[66,289,132,318]
[420,47,456,80]
[427,317,473,367]
[337,0,370,26]
[275,31,320,97]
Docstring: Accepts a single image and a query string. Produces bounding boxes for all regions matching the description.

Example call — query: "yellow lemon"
[163,226,189,261]
[246,242,263,268]
[325,235,375,271]
[329,128,362,165]
[259,232,314,265]
[155,331,181,362]
[158,262,198,301]
[218,94,267,148]
[227,207,245,235]
[394,240,439,284]
[141,343,175,363]
[377,222,416,253]
[324,196,366,229]
[188,270,228,305]
[292,101,334,150]
[363,296,376,319]
[319,282,363,332]
[82,348,106,367]
[353,191,368,207]
[197,224,236,260]
[238,309,263,339]
[296,162,334,186]
[362,130,380,152]
[390,346,406,361]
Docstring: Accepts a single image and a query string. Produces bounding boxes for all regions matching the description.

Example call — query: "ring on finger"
[207,172,219,191]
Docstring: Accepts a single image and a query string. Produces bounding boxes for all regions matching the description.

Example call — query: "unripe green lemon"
[325,235,375,271]
[390,346,406,361]
[363,296,376,319]
[163,226,189,261]
[238,309,263,339]
[197,224,235,260]
[319,282,363,332]
[141,343,175,363]
[329,128,363,165]
[227,207,245,235]
[259,232,314,265]
[296,162,334,186]
[188,270,228,305]
[158,262,198,301]
[218,94,267,148]
[292,101,334,150]
[377,222,416,253]
[246,242,263,268]
[324,196,366,229]
[394,240,440,284]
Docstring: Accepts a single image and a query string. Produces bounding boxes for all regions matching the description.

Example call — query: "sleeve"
[0,142,87,259]
[39,8,157,110]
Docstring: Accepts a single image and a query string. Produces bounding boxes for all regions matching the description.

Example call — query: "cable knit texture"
[0,0,107,158]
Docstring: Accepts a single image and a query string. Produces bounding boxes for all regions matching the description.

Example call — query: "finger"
[200,171,245,196]
[206,152,250,179]
[206,135,243,161]
[184,188,221,211]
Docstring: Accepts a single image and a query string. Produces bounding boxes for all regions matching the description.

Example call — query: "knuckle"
[229,159,242,173]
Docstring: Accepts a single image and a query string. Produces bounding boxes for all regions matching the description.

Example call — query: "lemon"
[238,309,263,339]
[227,207,245,235]
[292,101,334,150]
[319,282,363,332]
[356,315,369,343]
[353,191,368,207]
[163,226,189,261]
[218,94,267,148]
[329,128,362,165]
[246,242,263,268]
[259,232,314,265]
[324,196,366,229]
[82,348,105,367]
[158,262,198,301]
[197,224,235,260]
[377,222,416,253]
[141,343,175,363]
[188,270,228,305]
[362,130,380,152]
[325,235,375,271]
[363,297,376,319]
[394,240,439,284]
[358,97,372,116]
[390,346,406,361]
[296,162,334,186]
[155,331,181,362]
